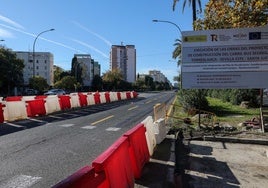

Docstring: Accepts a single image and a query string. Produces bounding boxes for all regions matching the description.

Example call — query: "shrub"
[177,89,209,112]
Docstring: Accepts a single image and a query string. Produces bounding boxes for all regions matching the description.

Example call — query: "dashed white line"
[47,115,64,119]
[81,125,96,129]
[106,127,121,131]
[5,122,24,128]
[58,124,74,127]
[0,175,42,188]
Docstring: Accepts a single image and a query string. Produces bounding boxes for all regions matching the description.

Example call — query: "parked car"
[24,89,38,96]
[44,89,66,96]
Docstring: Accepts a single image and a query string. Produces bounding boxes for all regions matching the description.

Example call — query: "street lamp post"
[152,20,182,35]
[153,19,202,128]
[32,28,55,77]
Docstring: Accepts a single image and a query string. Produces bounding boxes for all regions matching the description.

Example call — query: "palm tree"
[172,38,182,65]
[172,0,202,22]
[172,0,202,61]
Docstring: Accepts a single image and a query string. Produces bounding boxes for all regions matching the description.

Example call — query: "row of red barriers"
[0,91,138,122]
[53,123,150,188]
[0,103,5,123]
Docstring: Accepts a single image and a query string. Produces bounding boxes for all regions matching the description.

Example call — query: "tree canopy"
[195,0,268,30]
[0,48,24,96]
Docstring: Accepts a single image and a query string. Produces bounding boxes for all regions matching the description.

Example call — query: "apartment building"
[149,70,167,83]
[110,44,136,83]
[72,54,101,87]
[15,51,54,86]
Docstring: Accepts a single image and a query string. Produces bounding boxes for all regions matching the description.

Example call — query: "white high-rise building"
[15,51,54,86]
[110,45,136,83]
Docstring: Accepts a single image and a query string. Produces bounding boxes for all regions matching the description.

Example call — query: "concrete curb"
[203,136,268,145]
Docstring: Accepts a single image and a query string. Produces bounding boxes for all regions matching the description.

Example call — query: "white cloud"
[71,38,109,59]
[72,21,112,47]
[0,23,86,53]
[0,14,24,29]
[0,28,13,38]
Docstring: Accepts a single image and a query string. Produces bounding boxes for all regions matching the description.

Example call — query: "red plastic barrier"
[78,93,88,107]
[104,92,110,103]
[52,166,106,188]
[92,136,135,188]
[58,95,71,110]
[123,123,150,178]
[94,92,101,104]
[132,91,138,98]
[5,96,22,101]
[26,99,46,117]
[117,92,121,101]
[126,91,131,99]
[0,103,5,123]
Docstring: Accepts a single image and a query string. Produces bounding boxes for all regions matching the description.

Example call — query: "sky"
[0,0,208,85]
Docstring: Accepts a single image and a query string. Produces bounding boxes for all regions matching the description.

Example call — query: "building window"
[36,66,39,70]
[45,60,47,64]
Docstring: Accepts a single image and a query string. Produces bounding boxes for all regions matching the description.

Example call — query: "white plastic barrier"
[153,118,167,144]
[130,91,134,98]
[44,95,61,114]
[3,101,28,121]
[99,92,106,104]
[120,92,127,100]
[69,93,81,108]
[109,92,117,102]
[141,116,156,156]
[87,93,95,105]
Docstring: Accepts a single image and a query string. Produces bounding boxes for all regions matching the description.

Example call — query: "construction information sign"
[181,25,268,89]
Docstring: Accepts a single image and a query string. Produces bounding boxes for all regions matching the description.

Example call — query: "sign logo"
[211,34,218,41]
[183,35,207,42]
[249,32,261,40]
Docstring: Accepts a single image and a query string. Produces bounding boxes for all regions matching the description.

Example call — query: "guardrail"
[0,91,138,123]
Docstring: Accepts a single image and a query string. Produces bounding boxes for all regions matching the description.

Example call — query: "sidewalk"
[134,133,189,188]
[135,131,268,188]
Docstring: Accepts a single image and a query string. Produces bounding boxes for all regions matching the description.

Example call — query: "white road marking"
[81,125,96,129]
[47,115,64,119]
[106,127,121,131]
[28,118,47,123]
[58,124,74,127]
[128,106,138,111]
[0,175,42,188]
[5,122,24,128]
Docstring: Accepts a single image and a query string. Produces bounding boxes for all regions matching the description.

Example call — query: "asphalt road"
[0,91,176,188]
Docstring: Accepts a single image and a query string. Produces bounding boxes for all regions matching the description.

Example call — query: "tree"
[54,76,78,91]
[0,48,24,96]
[91,75,103,91]
[54,65,64,83]
[71,57,82,84]
[102,69,123,90]
[195,0,268,30]
[172,38,182,66]
[173,0,202,23]
[29,76,49,93]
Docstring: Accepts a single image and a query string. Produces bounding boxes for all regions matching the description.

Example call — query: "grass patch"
[169,96,260,129]
[207,97,259,125]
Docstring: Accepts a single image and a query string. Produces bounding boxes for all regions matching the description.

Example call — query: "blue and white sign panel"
[181,25,268,89]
